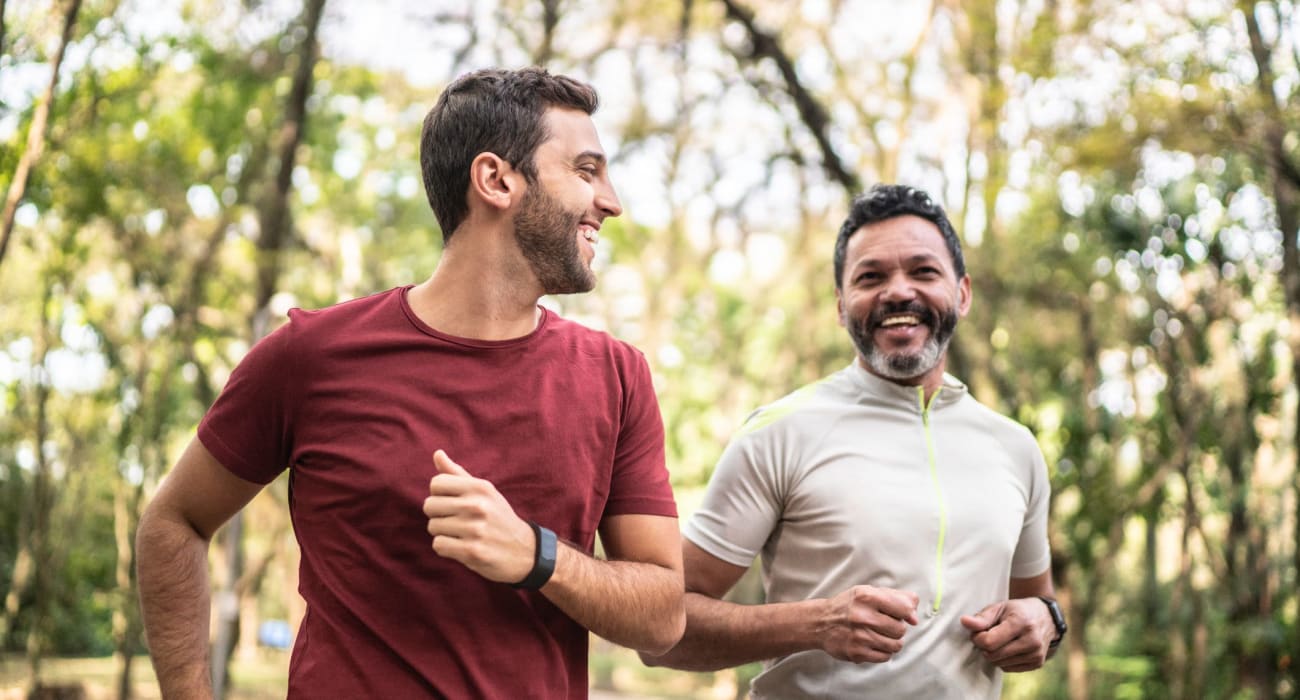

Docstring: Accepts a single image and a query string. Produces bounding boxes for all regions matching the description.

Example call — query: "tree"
[203,1,327,696]
[0,0,81,270]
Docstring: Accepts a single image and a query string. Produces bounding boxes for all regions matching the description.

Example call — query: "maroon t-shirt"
[197,286,677,699]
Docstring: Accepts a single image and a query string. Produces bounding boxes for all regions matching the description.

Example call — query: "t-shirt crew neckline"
[397,284,551,349]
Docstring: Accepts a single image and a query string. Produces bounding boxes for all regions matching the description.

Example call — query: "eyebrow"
[854,252,945,269]
[573,150,607,165]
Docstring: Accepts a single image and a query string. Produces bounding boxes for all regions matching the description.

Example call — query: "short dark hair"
[833,184,966,288]
[420,67,599,242]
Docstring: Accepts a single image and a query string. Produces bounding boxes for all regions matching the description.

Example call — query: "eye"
[577,164,598,180]
[914,266,940,278]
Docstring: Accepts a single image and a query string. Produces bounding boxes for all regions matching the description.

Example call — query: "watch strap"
[1038,596,1068,648]
[513,521,557,590]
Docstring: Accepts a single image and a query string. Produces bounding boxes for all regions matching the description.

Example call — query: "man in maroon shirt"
[136,67,685,699]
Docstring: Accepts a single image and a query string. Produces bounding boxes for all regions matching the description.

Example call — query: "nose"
[595,176,622,220]
[880,273,917,302]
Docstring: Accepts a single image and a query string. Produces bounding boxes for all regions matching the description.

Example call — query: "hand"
[817,585,919,663]
[423,450,536,583]
[960,598,1057,672]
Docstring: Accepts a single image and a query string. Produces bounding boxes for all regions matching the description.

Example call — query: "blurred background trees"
[0,0,1297,698]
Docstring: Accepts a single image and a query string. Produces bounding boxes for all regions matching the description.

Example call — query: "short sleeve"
[1010,434,1052,579]
[602,349,677,518]
[682,421,785,568]
[197,318,301,485]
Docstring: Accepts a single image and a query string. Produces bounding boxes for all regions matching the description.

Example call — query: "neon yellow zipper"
[919,386,947,613]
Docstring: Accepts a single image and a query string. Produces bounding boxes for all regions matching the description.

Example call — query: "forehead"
[536,107,605,160]
[844,214,954,268]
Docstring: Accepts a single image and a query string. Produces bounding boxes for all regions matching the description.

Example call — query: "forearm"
[641,592,824,671]
[136,510,214,699]
[541,543,685,655]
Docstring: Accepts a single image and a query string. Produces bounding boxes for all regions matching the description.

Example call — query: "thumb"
[960,603,1001,632]
[432,449,471,477]
[900,591,920,625]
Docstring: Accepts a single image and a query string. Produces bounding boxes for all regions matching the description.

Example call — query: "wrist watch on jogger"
[1038,596,1068,649]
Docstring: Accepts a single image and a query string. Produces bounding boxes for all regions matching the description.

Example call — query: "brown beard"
[512,185,594,295]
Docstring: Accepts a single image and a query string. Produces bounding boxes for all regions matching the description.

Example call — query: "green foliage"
[47,530,116,656]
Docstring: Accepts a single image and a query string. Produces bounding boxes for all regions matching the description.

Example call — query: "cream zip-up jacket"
[685,362,1052,699]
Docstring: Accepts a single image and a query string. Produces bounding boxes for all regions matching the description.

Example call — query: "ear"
[957,274,973,318]
[467,152,523,213]
[835,287,846,328]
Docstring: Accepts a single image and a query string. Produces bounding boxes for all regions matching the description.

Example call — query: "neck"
[407,227,546,341]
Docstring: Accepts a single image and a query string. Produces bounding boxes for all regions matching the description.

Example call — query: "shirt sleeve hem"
[1009,554,1052,580]
[197,425,279,486]
[602,498,678,519]
[682,523,759,569]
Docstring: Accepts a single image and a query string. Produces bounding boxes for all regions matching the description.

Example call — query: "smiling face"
[512,107,622,295]
[836,215,972,390]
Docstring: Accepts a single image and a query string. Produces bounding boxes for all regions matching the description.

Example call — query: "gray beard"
[846,302,958,382]
[863,332,949,380]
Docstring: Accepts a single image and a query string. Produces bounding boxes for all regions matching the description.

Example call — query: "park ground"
[0,649,748,699]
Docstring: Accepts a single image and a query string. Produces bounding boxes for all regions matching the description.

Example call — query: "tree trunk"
[532,0,560,65]
[0,546,31,643]
[1066,302,1101,700]
[0,0,9,57]
[113,484,143,700]
[1238,6,1300,695]
[1139,501,1161,667]
[1191,592,1208,699]
[1055,575,1087,700]
[0,0,81,270]
[952,0,1011,408]
[1293,353,1300,697]
[212,1,326,695]
[22,283,56,686]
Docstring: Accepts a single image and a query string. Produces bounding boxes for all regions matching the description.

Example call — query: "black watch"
[1038,596,1067,649]
[513,521,557,590]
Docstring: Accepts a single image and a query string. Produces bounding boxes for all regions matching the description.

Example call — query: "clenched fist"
[960,598,1056,672]
[818,585,919,663]
[422,450,536,584]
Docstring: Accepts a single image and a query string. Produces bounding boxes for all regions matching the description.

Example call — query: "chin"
[546,274,597,296]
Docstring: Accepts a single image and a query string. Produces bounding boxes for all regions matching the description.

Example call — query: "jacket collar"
[845,361,968,413]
